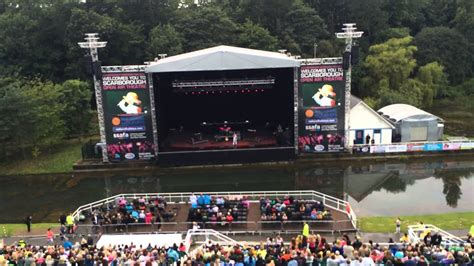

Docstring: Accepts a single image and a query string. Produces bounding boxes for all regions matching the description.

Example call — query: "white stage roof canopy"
[146,45,300,73]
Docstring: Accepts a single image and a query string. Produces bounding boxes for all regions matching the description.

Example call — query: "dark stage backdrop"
[101,71,156,161]
[298,63,345,152]
[154,68,295,149]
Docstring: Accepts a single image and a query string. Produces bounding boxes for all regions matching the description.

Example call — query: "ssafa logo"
[125,153,136,160]
[314,145,325,152]
[113,132,129,139]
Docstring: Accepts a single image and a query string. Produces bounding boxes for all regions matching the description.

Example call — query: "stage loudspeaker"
[93,60,102,79]
[351,46,360,65]
[83,55,93,75]
[343,51,351,70]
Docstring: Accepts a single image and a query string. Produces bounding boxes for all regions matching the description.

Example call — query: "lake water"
[0,158,472,223]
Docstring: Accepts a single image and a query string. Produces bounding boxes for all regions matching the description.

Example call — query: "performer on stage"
[232,132,238,147]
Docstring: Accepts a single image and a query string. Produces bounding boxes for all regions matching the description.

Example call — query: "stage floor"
[161,130,279,151]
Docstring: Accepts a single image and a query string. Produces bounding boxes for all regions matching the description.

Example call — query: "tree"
[415,27,472,85]
[383,0,426,32]
[416,62,448,99]
[361,36,417,97]
[423,0,458,27]
[19,79,66,152]
[360,36,443,108]
[236,21,278,51]
[282,2,327,56]
[173,5,238,51]
[59,80,93,138]
[347,0,388,42]
[453,0,474,42]
[0,78,66,159]
[147,24,184,58]
[304,0,348,35]
[64,8,146,80]
[374,27,410,44]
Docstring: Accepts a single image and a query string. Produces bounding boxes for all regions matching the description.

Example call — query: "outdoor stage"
[146,46,300,165]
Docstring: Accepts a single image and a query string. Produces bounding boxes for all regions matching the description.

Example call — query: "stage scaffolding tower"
[78,33,109,162]
[336,23,363,150]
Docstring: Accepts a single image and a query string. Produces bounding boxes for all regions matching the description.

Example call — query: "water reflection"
[0,159,472,222]
[346,161,473,216]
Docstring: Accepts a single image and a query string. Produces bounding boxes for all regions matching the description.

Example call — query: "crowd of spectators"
[260,196,331,222]
[87,197,177,229]
[3,232,472,266]
[0,238,187,266]
[188,194,249,226]
[183,232,473,265]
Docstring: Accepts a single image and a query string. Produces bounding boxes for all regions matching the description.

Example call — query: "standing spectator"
[423,232,432,246]
[59,224,67,241]
[302,222,309,237]
[25,215,32,232]
[365,134,371,144]
[189,193,198,208]
[66,213,74,234]
[46,228,54,244]
[59,214,66,226]
[395,217,401,234]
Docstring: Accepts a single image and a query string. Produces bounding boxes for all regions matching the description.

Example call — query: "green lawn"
[359,212,474,233]
[0,223,59,237]
[0,139,84,175]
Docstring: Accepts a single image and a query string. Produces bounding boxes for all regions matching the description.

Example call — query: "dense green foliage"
[0,78,92,161]
[0,0,473,160]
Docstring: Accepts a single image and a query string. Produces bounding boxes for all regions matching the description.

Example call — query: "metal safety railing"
[72,190,357,230]
[407,224,465,247]
[73,219,356,238]
[183,229,240,252]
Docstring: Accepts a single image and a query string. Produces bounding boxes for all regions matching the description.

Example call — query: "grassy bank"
[0,223,58,237]
[359,212,474,233]
[0,139,86,175]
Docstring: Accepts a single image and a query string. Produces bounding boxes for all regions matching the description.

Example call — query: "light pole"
[78,33,109,163]
[336,23,363,151]
[313,42,318,58]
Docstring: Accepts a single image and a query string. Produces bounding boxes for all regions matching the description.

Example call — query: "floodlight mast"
[336,23,363,151]
[78,33,109,163]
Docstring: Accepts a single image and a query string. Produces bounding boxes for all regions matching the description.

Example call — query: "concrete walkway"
[2,229,469,247]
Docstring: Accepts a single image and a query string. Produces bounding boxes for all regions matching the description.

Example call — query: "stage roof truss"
[172,78,275,88]
[146,45,300,73]
[101,65,147,73]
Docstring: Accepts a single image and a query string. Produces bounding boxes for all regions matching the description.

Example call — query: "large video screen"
[298,63,345,152]
[101,71,156,161]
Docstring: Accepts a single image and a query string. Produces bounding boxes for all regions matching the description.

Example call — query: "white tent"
[146,45,300,73]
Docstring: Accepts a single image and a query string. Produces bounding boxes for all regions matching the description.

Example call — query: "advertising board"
[298,63,345,152]
[101,72,156,161]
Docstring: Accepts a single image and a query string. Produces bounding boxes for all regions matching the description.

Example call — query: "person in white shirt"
[232,132,238,147]
[360,254,375,266]
[189,193,197,205]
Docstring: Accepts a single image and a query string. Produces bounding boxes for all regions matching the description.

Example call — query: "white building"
[378,104,444,142]
[349,96,394,145]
